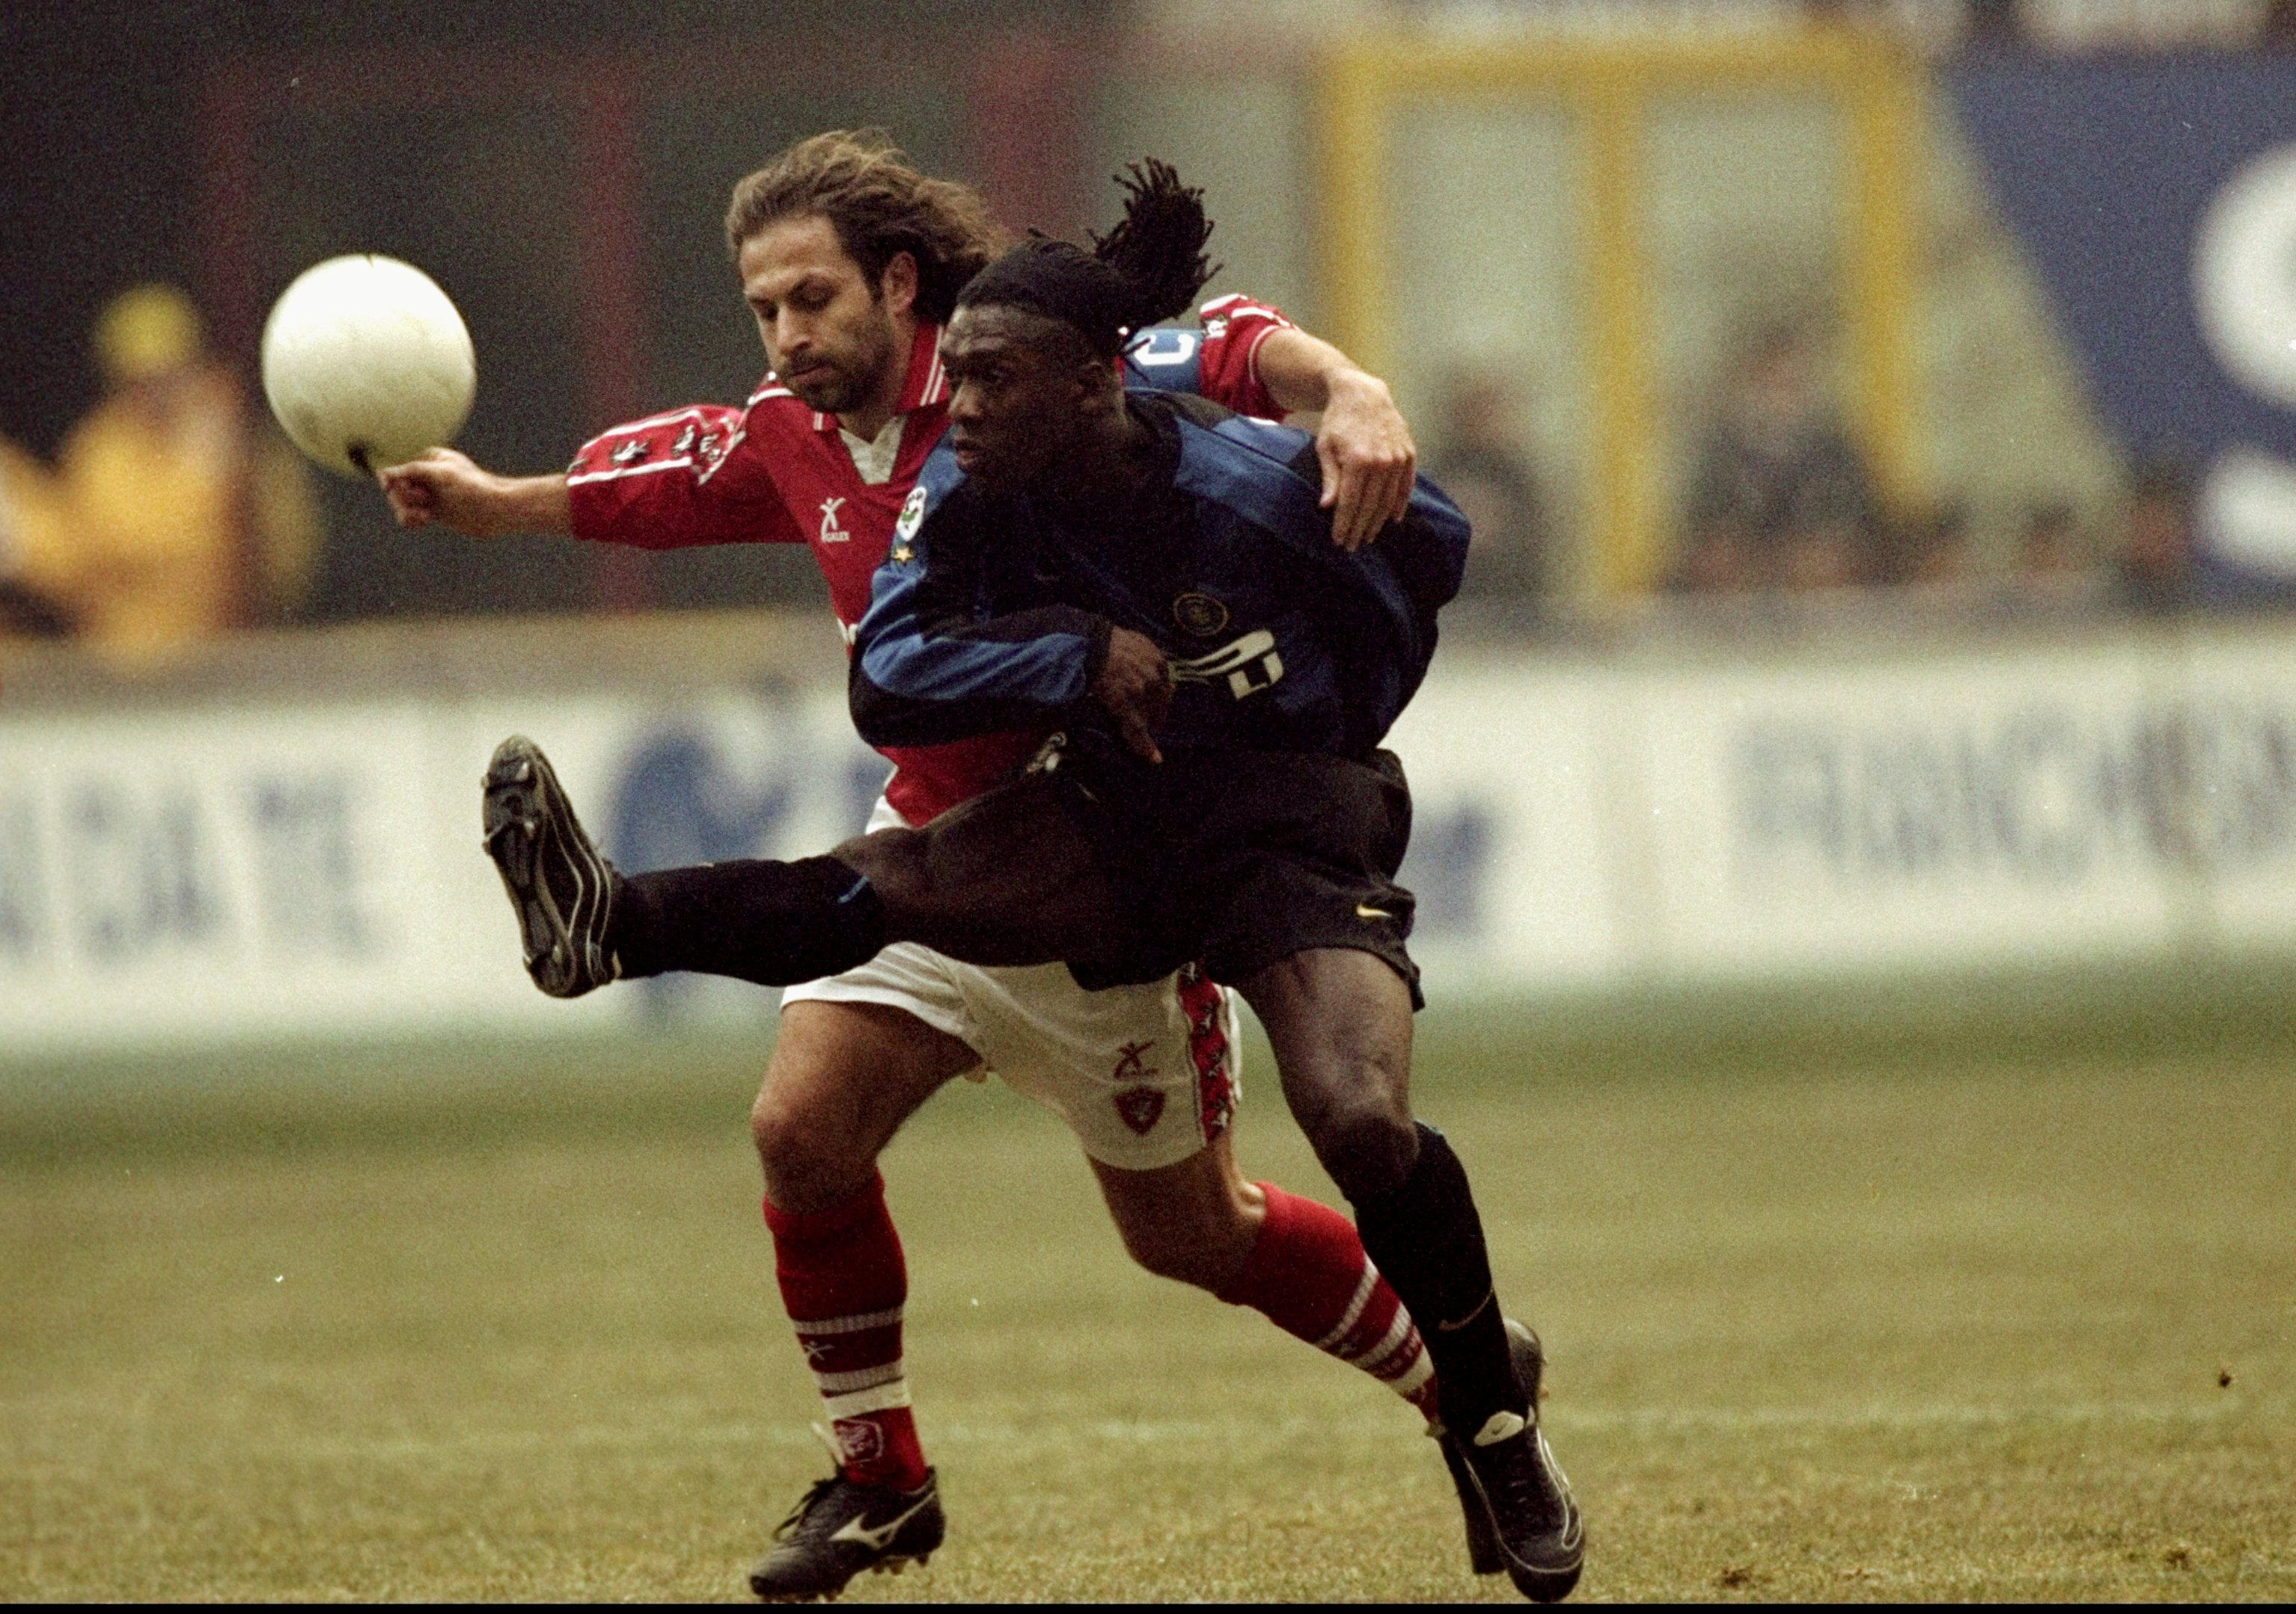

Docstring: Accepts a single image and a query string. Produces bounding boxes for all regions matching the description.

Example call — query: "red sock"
[1218,1181,1438,1418]
[763,1173,930,1491]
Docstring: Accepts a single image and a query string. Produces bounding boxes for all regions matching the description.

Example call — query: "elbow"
[849,658,945,748]
[848,670,903,748]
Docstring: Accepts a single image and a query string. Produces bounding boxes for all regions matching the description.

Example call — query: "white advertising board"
[0,685,889,1052]
[5,619,2295,1053]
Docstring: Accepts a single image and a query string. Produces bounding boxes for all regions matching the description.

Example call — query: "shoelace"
[773,1475,843,1542]
[770,1423,863,1542]
[1481,1428,1564,1530]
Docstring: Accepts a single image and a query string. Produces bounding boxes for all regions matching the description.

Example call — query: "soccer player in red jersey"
[383,133,1487,1601]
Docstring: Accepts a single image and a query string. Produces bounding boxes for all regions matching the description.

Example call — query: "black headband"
[956,238,1147,360]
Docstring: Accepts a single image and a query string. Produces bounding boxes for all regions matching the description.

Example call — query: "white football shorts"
[779,797,1243,1172]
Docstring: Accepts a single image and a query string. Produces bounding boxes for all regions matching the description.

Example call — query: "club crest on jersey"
[894,484,928,542]
[1114,1086,1166,1136]
[1172,591,1230,637]
[818,495,851,544]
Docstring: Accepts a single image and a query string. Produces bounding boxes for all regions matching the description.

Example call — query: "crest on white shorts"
[1114,1086,1166,1136]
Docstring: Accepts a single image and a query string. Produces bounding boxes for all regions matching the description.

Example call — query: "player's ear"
[877,250,919,318]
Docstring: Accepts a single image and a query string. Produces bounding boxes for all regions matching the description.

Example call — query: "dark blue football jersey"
[849,391,1470,760]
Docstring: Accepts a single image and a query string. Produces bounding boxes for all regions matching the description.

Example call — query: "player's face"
[738,214,901,417]
[939,307,1093,497]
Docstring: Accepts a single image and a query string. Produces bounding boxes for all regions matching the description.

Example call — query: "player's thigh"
[839,775,1124,959]
[1087,1131,1264,1290]
[956,957,1243,1167]
[753,997,979,1206]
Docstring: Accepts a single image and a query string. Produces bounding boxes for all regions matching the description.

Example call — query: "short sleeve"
[1193,293,1296,420]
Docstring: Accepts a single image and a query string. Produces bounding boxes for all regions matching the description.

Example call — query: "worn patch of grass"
[4,1017,2292,1601]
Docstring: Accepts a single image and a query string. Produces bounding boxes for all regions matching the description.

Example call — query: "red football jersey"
[566,300,1294,825]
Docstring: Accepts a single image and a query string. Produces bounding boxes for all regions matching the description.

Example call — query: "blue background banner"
[1946,55,2296,463]
[1948,56,2296,585]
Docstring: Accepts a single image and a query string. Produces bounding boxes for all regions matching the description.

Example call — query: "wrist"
[496,473,574,537]
[1081,616,1116,687]
[1322,366,1391,414]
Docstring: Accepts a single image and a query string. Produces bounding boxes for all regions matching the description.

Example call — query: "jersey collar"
[897,319,948,412]
[812,319,948,434]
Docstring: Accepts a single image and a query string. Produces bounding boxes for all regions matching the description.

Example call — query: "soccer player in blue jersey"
[484,165,1581,1602]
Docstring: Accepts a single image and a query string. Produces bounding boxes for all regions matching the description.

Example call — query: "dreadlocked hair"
[725,130,1007,325]
[1090,160,1220,327]
[954,158,1222,360]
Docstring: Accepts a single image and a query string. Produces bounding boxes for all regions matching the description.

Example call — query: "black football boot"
[1439,1317,1583,1601]
[481,735,622,998]
[749,1467,945,1602]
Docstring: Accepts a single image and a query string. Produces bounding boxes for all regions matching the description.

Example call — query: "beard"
[780,307,899,418]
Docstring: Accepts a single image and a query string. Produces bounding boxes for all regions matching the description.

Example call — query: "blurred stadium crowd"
[3,0,2294,657]
[0,285,319,660]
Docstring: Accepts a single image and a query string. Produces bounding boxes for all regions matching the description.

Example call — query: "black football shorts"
[1032,731,1422,1006]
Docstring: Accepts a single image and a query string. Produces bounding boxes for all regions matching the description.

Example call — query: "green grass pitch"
[4,997,2294,1601]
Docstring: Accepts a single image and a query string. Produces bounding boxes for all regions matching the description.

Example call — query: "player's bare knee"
[1117,1223,1186,1283]
[831,827,931,909]
[1310,1101,1419,1204]
[748,1084,806,1177]
[750,1084,858,1210]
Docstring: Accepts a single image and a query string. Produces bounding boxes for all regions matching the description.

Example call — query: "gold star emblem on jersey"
[890,542,914,565]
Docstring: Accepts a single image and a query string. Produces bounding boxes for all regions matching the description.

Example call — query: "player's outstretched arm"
[1252,328,1416,554]
[378,448,573,539]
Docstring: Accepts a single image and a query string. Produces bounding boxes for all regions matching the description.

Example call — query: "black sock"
[609,855,886,986]
[1351,1121,1525,1436]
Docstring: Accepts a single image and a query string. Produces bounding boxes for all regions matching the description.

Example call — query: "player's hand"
[1092,627,1172,764]
[378,448,564,538]
[1315,368,1416,552]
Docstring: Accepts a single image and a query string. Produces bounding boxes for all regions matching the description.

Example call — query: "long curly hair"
[724,130,1007,324]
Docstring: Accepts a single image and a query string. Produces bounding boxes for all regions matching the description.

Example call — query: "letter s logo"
[2193,143,2296,578]
[2194,142,2296,408]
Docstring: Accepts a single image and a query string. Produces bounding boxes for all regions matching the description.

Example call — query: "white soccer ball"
[260,255,476,477]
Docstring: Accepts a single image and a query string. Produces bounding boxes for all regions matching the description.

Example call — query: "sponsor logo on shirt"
[1169,629,1285,700]
[819,495,851,544]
